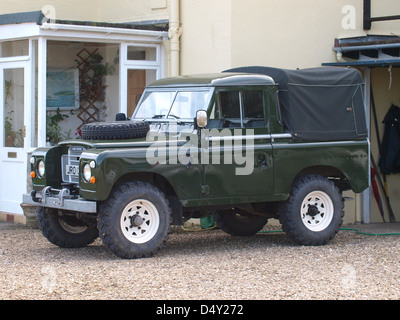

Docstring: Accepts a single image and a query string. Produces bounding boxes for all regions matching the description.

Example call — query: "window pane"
[127,46,157,61]
[134,91,176,119]
[242,90,265,127]
[242,90,264,119]
[4,68,24,148]
[0,40,29,58]
[219,91,240,118]
[169,91,212,119]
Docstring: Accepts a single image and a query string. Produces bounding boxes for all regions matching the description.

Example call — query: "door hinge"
[201,185,210,195]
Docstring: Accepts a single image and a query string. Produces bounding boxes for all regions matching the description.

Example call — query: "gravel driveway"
[0,222,399,300]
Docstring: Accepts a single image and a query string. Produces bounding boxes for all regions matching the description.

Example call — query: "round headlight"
[38,160,45,177]
[83,163,92,182]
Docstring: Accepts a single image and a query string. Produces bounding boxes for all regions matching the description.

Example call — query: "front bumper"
[22,187,97,213]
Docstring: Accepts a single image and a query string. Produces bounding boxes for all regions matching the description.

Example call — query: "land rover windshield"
[133,89,213,121]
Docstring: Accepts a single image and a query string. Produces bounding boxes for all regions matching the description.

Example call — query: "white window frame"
[0,22,167,147]
[119,42,164,115]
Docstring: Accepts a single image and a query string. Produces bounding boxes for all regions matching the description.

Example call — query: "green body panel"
[78,143,203,203]
[272,139,369,194]
[30,72,369,211]
[31,146,62,189]
[58,134,368,207]
[32,135,368,207]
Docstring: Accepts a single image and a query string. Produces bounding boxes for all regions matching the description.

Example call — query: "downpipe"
[169,0,182,76]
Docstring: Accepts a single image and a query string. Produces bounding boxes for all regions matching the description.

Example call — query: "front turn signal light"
[89,176,96,184]
[30,171,36,178]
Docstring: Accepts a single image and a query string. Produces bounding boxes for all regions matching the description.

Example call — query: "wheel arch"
[114,172,175,194]
[112,171,183,225]
[292,165,350,192]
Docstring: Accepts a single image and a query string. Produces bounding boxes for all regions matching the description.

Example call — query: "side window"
[219,91,240,119]
[208,91,241,128]
[242,90,265,128]
[208,89,265,128]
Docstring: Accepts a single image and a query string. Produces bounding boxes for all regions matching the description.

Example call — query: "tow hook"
[31,186,71,207]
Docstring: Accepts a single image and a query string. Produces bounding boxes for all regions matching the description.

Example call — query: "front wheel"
[279,175,343,246]
[37,207,99,248]
[97,181,172,259]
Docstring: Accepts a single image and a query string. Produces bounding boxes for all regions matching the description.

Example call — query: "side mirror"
[196,110,208,128]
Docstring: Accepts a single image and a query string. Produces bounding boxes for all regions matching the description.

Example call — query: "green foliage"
[4,80,23,147]
[4,110,23,147]
[46,108,73,145]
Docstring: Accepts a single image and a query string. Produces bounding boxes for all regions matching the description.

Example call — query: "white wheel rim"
[300,191,334,232]
[120,199,160,244]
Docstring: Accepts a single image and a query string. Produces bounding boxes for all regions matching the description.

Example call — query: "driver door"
[201,87,273,200]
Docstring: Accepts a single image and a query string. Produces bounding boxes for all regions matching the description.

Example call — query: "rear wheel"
[279,175,343,246]
[37,207,98,248]
[97,181,172,259]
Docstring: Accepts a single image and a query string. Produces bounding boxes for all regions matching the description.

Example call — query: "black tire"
[279,175,344,246]
[81,121,149,140]
[97,181,172,259]
[37,207,99,248]
[213,209,268,236]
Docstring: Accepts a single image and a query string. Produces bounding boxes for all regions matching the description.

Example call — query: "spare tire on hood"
[81,121,150,140]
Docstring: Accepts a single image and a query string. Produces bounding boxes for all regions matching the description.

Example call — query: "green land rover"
[23,66,369,259]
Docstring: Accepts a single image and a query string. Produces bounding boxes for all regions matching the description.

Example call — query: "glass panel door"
[3,68,24,148]
[0,61,28,214]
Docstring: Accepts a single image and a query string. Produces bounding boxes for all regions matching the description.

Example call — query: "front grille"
[61,146,86,184]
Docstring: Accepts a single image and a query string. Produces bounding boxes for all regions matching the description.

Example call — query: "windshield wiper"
[167,114,183,124]
[143,114,182,123]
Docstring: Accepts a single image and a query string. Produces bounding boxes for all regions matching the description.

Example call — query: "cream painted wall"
[230,0,363,69]
[0,0,168,23]
[231,0,400,69]
[1,0,398,71]
[180,0,232,74]
[371,0,400,35]
[181,0,400,72]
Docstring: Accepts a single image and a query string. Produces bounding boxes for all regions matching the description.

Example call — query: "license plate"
[65,165,79,176]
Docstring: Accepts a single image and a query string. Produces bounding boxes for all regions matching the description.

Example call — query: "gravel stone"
[0,222,399,300]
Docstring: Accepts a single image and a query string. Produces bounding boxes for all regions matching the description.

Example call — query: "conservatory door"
[0,61,30,214]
